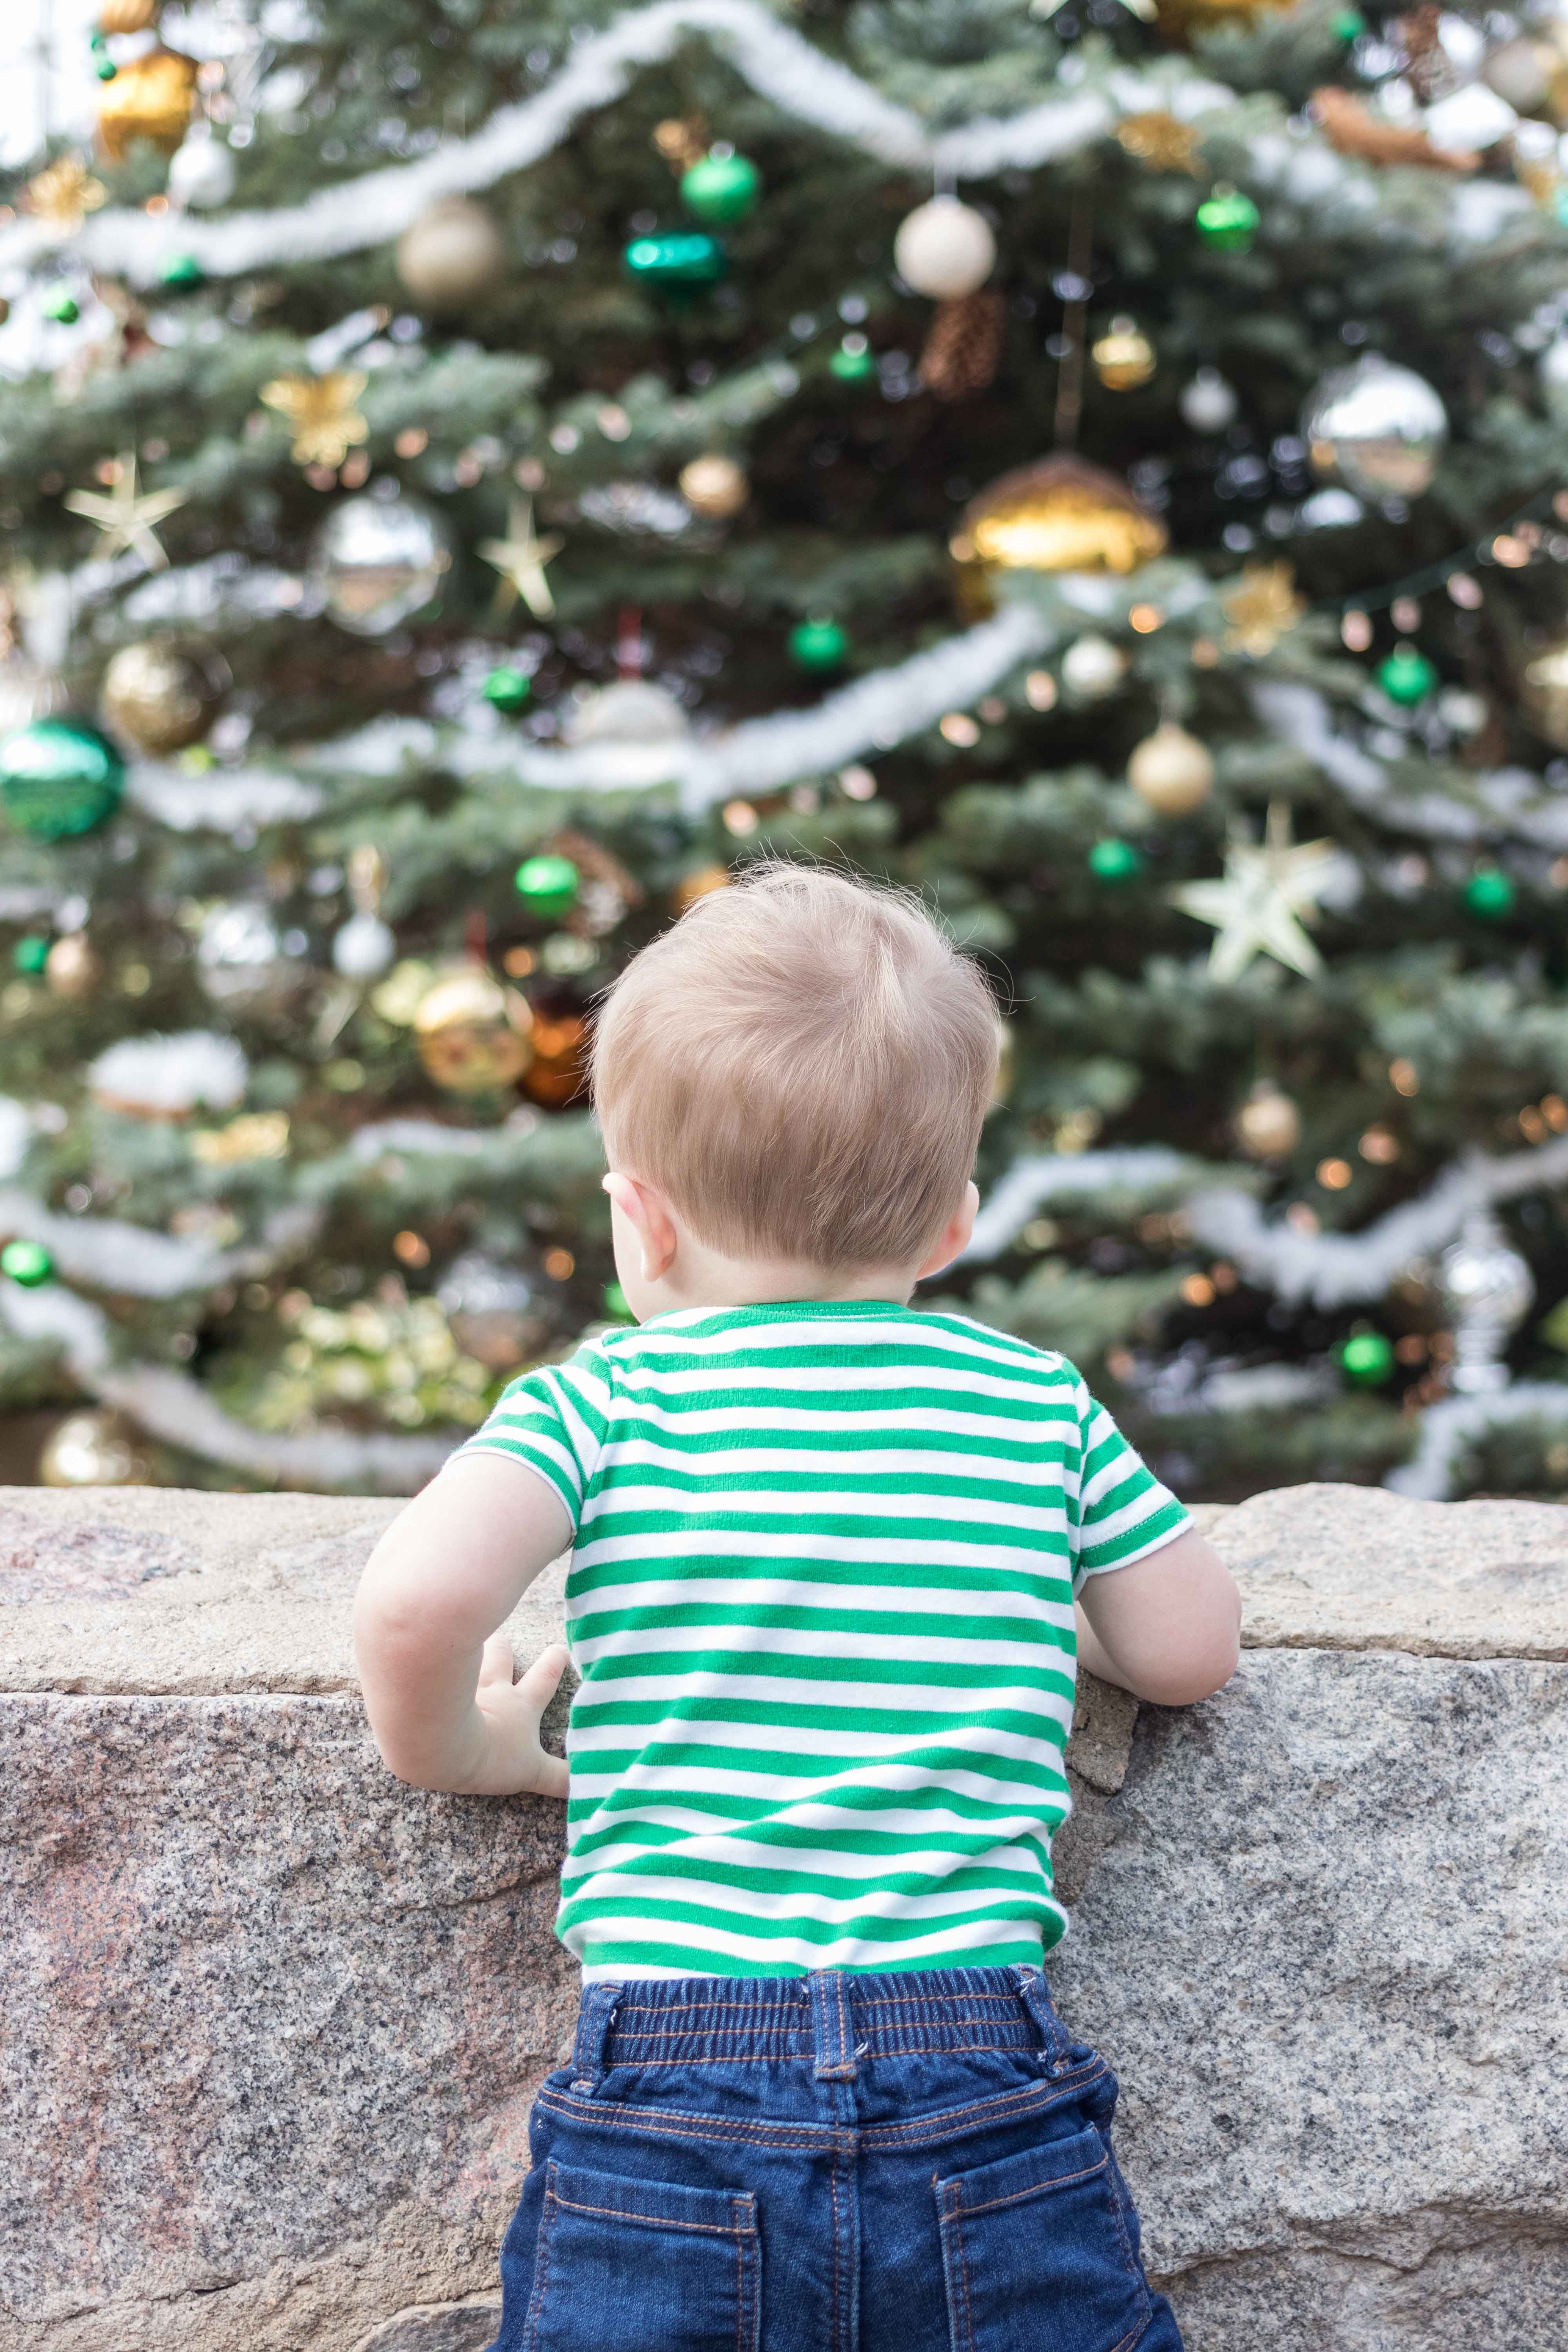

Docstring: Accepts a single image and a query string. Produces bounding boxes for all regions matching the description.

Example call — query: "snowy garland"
[0,0,1520,287]
[959,1148,1203,1262]
[1385,1382,1568,1500]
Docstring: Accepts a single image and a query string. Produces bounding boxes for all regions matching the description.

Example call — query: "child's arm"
[1075,1526,1241,1706]
[354,1453,574,1797]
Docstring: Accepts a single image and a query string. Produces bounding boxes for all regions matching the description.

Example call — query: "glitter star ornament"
[1169,804,1339,982]
[478,498,564,620]
[1222,561,1305,658]
[24,153,107,232]
[64,453,187,570]
[259,370,369,468]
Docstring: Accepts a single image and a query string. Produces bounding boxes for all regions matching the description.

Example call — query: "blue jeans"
[486,1964,1182,2352]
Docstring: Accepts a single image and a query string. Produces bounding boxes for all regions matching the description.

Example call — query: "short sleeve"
[1064,1364,1189,1584]
[451,1340,613,1530]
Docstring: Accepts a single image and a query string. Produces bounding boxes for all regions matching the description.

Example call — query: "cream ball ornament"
[1234,1080,1301,1159]
[679,453,749,518]
[893,196,996,299]
[1127,720,1215,815]
[395,197,506,311]
[1060,634,1126,700]
[1179,368,1237,433]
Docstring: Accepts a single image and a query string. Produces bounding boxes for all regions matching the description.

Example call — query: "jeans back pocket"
[935,2123,1152,2352]
[523,2157,760,2352]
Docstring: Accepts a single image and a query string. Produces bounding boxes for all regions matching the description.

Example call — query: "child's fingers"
[516,1641,570,1710]
[477,1630,517,1690]
[532,1749,570,1800]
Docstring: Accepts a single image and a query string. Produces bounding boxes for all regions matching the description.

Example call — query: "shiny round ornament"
[1179,368,1238,433]
[623,231,727,290]
[1,1238,54,1287]
[680,151,760,223]
[1521,637,1568,748]
[45,933,102,1000]
[514,854,580,920]
[679,453,748,519]
[39,1408,147,1488]
[1128,721,1214,816]
[789,618,848,672]
[1481,34,1552,113]
[413,965,534,1094]
[0,717,124,840]
[196,902,303,1018]
[566,678,691,748]
[893,197,996,298]
[828,337,876,384]
[395,197,506,311]
[13,935,48,975]
[1440,1210,1534,1393]
[482,665,531,714]
[520,1007,589,1109]
[1376,643,1437,706]
[1091,316,1156,392]
[42,286,80,324]
[1087,837,1144,884]
[1060,634,1127,699]
[437,1250,550,1370]
[309,495,451,638]
[1194,187,1260,253]
[952,455,1167,615]
[96,46,197,162]
[1464,866,1516,922]
[332,910,396,980]
[100,637,221,754]
[1301,357,1448,502]
[166,125,237,210]
[98,0,158,27]
[1234,1080,1301,1159]
[157,252,203,291]
[1337,1328,1394,1387]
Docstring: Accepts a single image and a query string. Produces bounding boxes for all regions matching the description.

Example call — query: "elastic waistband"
[566,1964,1070,2089]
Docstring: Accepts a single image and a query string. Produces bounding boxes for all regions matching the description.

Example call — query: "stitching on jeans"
[590,2041,1030,2065]
[950,2154,1108,2216]
[534,2067,1100,2152]
[853,1993,1021,2008]
[617,1999,809,2014]
[549,2189,756,2236]
[953,2203,975,2352]
[521,2184,555,2352]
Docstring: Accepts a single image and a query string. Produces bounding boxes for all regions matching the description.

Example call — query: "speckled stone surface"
[4,1483,1566,2350]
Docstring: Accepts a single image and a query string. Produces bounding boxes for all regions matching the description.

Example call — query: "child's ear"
[603,1172,680,1281]
[916,1182,978,1282]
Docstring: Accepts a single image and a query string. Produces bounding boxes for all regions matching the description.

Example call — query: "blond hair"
[592,864,998,1268]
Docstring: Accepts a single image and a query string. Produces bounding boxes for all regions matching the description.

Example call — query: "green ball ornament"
[157,253,205,291]
[789,618,849,672]
[12,936,49,975]
[1376,643,1437,706]
[603,1280,633,1323]
[1331,7,1365,36]
[42,286,80,324]
[623,231,728,290]
[482,665,532,715]
[514,853,581,920]
[0,718,125,842]
[1337,1328,1394,1388]
[1195,187,1260,254]
[1464,867,1516,922]
[1087,838,1145,885]
[680,152,760,224]
[829,338,876,384]
[1,1239,55,1289]
[96,56,118,81]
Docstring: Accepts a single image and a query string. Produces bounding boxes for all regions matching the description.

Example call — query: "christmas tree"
[3,0,1568,1500]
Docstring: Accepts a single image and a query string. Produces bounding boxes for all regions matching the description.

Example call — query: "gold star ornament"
[259,370,370,468]
[1222,560,1306,658]
[478,497,564,619]
[1168,803,1339,983]
[25,153,107,233]
[64,452,187,570]
[1115,112,1202,174]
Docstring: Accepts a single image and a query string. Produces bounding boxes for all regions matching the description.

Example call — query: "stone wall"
[3,1483,1565,2350]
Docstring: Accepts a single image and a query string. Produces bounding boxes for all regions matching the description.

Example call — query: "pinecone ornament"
[919,291,1005,404]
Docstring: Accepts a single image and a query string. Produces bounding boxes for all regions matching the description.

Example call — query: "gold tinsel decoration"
[96,47,198,162]
[24,154,107,232]
[258,371,370,468]
[414,965,534,1094]
[190,1111,292,1166]
[919,291,1006,404]
[1222,561,1305,658]
[1115,111,1201,174]
[951,454,1167,616]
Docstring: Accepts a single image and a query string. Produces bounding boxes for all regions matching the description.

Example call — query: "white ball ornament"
[1060,634,1125,700]
[166,126,237,211]
[395,197,507,311]
[566,679,691,746]
[332,910,396,980]
[893,196,996,299]
[1127,720,1215,815]
[1481,34,1552,114]
[1179,368,1238,434]
[1540,336,1568,396]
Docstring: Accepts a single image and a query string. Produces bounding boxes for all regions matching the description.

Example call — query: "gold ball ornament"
[1234,1080,1301,1160]
[39,1408,150,1488]
[413,965,534,1094]
[679,454,749,519]
[45,933,103,1000]
[1155,0,1293,40]
[100,638,222,755]
[96,47,198,163]
[520,1009,590,1109]
[99,0,159,28]
[951,454,1167,618]
[394,198,507,312]
[1523,637,1568,750]
[1091,316,1157,393]
[1127,721,1215,816]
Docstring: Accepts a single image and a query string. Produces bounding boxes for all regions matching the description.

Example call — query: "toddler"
[356,864,1240,2352]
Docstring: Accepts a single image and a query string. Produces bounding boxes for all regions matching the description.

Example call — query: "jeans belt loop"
[568,1982,626,2096]
[1011,1962,1071,2076]
[808,1969,860,2082]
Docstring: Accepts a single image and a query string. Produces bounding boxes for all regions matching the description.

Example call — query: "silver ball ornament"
[893,197,996,299]
[566,679,691,747]
[1179,368,1238,434]
[332,910,396,980]
[1300,356,1448,502]
[1060,634,1125,700]
[1439,1210,1534,1394]
[196,902,306,1019]
[309,495,452,638]
[166,127,237,210]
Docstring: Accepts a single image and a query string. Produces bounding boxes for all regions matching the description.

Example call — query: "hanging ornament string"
[1052,191,1095,454]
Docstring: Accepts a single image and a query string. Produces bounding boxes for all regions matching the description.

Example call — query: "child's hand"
[468,1635,572,1798]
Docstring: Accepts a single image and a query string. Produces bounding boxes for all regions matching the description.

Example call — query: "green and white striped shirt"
[459,1300,1187,1980]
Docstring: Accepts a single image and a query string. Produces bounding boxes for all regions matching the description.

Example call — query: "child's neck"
[659,1239,919,1315]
